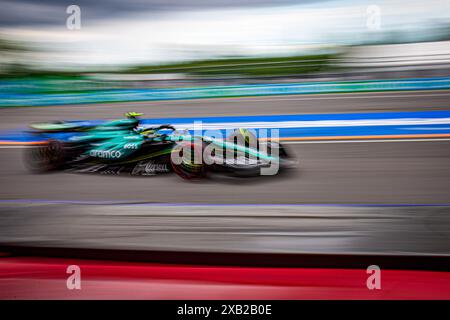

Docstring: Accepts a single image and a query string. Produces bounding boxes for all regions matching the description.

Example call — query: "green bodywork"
[30,119,279,163]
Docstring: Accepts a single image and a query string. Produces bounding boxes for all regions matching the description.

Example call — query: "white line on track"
[169,118,450,130]
[2,138,450,148]
[283,138,450,144]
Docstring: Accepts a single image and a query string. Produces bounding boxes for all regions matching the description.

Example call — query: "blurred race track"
[1,90,450,203]
[1,90,450,130]
[1,140,450,204]
[1,202,449,255]
[1,91,450,255]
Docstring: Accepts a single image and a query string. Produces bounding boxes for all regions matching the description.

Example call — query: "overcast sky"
[0,0,322,27]
[1,0,449,68]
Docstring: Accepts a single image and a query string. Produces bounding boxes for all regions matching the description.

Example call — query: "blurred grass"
[0,53,337,95]
[127,54,334,76]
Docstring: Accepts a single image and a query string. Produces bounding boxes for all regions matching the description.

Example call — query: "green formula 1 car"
[24,112,297,179]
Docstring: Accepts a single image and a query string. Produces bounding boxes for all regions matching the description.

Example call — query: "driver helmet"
[124,112,143,119]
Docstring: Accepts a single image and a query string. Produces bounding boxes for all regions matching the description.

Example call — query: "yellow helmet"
[124,112,144,119]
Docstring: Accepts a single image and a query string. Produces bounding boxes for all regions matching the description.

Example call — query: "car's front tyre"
[170,141,207,180]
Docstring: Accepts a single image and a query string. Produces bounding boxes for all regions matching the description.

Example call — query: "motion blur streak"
[1,0,450,300]
[1,257,450,299]
[2,140,450,204]
[1,203,449,255]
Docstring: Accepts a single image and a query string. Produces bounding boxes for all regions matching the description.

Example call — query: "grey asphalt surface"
[1,91,450,254]
[1,90,449,204]
[1,140,450,204]
[0,203,449,255]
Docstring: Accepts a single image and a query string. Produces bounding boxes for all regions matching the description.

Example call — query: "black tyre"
[24,140,66,173]
[170,141,206,180]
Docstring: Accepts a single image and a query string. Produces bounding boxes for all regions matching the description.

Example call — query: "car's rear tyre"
[24,140,66,173]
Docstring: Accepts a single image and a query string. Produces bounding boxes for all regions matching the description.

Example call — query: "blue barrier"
[1,77,450,107]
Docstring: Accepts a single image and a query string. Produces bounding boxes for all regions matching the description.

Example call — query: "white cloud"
[1,0,449,68]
